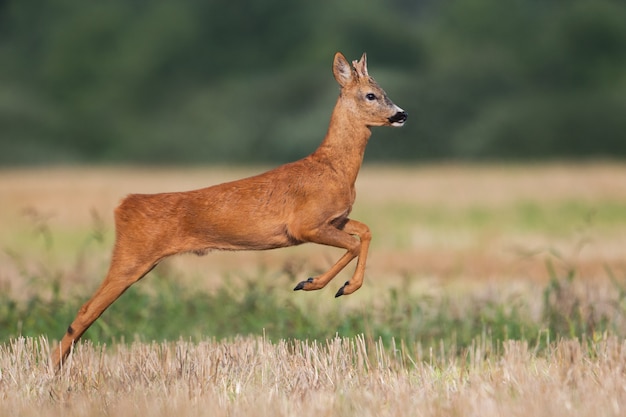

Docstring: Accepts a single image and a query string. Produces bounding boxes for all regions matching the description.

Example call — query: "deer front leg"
[334,220,371,297]
[293,219,371,297]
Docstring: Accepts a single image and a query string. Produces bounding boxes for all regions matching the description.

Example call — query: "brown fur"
[51,52,407,371]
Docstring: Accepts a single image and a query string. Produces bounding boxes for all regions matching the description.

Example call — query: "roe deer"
[52,52,407,370]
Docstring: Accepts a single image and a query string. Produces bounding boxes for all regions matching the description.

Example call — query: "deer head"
[332,52,407,128]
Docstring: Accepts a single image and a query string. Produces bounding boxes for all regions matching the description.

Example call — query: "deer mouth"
[388,111,408,126]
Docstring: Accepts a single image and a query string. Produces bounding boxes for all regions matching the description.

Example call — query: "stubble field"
[1,163,626,416]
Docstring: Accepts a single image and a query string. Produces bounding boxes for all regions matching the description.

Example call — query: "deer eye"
[365,93,377,101]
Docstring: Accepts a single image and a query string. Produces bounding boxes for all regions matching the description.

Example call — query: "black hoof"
[294,277,314,291]
[335,281,350,298]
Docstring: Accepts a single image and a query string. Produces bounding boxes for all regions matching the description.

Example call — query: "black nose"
[389,111,408,124]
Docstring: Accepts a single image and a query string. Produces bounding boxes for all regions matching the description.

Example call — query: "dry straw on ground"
[2,335,626,417]
[2,164,626,416]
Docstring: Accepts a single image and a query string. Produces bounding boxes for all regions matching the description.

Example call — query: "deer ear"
[352,53,369,78]
[333,52,354,87]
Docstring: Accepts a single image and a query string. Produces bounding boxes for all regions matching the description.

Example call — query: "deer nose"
[389,110,408,126]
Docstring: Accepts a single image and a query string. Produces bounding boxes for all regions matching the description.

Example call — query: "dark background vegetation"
[1,0,626,165]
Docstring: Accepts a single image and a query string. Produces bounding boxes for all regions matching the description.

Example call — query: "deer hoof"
[294,277,314,291]
[335,281,350,298]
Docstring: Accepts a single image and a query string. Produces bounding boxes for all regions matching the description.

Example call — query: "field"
[2,163,626,416]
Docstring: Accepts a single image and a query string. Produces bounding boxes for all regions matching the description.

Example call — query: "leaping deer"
[52,52,407,370]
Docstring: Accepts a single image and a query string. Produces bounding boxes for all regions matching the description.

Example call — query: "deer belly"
[188,218,298,252]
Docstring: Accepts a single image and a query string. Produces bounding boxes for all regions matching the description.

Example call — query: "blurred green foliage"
[3,268,626,355]
[1,0,625,165]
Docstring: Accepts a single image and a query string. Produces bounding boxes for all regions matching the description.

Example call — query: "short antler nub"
[352,53,368,78]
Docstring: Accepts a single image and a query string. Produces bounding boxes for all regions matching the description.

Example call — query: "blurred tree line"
[1,0,625,165]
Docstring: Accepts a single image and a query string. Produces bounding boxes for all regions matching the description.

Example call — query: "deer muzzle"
[388,110,408,127]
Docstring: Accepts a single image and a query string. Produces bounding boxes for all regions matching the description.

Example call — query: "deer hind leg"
[51,250,159,371]
[293,219,371,297]
[51,208,173,370]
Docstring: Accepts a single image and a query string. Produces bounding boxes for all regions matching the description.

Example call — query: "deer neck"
[311,98,372,186]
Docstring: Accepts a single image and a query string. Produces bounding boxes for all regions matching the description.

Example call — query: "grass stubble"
[2,163,626,416]
[2,334,626,416]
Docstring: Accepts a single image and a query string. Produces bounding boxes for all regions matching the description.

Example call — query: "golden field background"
[1,163,625,294]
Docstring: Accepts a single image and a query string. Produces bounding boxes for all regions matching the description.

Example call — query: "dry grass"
[2,335,626,417]
[2,164,626,416]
